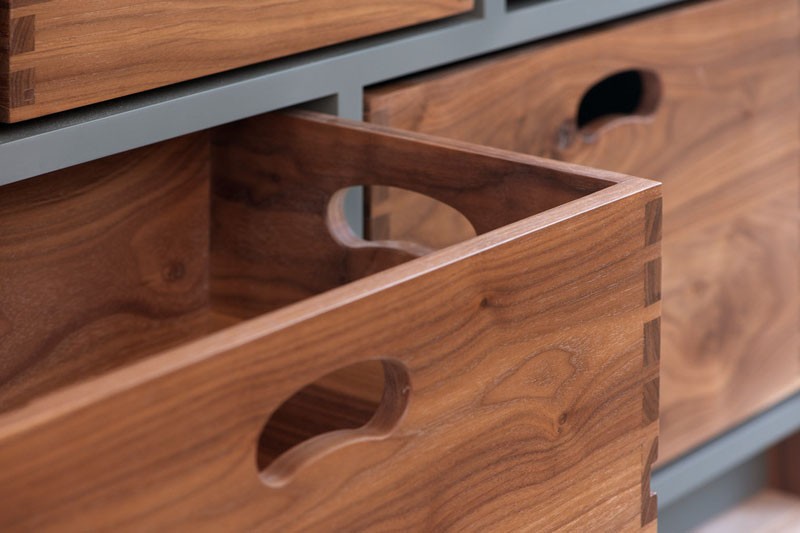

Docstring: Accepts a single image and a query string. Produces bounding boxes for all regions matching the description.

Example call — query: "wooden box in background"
[365,0,799,465]
[0,0,473,122]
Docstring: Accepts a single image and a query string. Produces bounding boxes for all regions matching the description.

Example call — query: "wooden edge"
[290,110,656,190]
[642,436,659,527]
[641,196,661,528]
[0,4,9,121]
[0,114,661,439]
[0,2,53,8]
[0,5,36,119]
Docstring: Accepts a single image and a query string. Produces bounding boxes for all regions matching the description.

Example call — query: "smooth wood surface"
[0,0,472,122]
[210,111,614,316]
[0,132,219,411]
[0,111,660,531]
[365,0,800,464]
[695,490,800,533]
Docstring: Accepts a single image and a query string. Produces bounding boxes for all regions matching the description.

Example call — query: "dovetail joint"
[642,377,659,426]
[641,437,659,526]
[9,67,34,107]
[645,258,661,306]
[9,15,34,55]
[644,198,662,246]
[643,318,660,367]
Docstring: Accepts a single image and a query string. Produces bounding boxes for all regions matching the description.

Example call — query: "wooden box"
[0,0,473,122]
[0,111,660,530]
[364,0,799,464]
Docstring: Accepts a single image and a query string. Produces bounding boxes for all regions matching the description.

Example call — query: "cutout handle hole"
[576,69,661,134]
[329,185,477,254]
[257,359,410,488]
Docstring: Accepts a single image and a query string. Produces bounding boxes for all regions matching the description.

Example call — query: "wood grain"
[0,132,216,412]
[0,111,660,530]
[365,0,799,463]
[210,111,615,317]
[0,5,9,113]
[0,0,473,122]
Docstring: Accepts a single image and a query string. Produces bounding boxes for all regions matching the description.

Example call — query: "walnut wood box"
[0,111,660,530]
[0,0,473,123]
[364,0,799,464]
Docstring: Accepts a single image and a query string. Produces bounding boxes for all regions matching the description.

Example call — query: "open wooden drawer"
[0,111,660,531]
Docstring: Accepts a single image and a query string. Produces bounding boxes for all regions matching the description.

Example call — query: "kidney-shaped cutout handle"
[257,359,411,488]
[559,69,662,148]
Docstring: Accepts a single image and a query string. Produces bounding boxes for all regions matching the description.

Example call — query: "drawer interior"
[0,110,614,422]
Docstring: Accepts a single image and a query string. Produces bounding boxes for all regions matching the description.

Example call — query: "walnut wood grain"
[0,0,473,122]
[210,111,614,316]
[0,132,217,411]
[0,4,8,112]
[0,111,660,530]
[365,0,799,464]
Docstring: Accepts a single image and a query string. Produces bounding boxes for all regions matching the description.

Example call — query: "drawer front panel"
[0,0,472,122]
[365,0,800,463]
[0,112,660,531]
